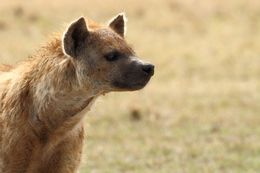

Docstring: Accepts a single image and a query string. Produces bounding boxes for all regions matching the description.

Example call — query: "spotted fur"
[0,13,154,173]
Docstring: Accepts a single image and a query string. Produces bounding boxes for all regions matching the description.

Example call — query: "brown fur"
[0,14,154,173]
[0,37,88,173]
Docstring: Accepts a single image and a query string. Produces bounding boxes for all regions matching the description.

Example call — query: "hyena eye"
[104,51,122,62]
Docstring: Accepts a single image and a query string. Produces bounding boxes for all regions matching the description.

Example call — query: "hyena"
[0,13,154,173]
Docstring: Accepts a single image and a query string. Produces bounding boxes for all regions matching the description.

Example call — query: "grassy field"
[1,0,260,172]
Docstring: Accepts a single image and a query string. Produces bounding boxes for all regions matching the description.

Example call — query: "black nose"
[142,64,154,76]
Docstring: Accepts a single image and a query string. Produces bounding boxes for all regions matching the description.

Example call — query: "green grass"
[1,0,260,172]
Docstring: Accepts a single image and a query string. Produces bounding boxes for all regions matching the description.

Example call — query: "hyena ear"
[62,17,89,57]
[108,13,127,37]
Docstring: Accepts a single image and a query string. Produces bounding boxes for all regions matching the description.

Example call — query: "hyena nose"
[142,64,154,76]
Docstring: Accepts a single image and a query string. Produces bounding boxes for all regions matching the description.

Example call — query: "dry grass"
[1,0,260,172]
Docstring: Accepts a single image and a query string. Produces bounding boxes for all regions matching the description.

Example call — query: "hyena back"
[0,13,154,173]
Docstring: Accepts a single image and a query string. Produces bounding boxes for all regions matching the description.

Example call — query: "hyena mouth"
[113,63,155,91]
[113,81,147,91]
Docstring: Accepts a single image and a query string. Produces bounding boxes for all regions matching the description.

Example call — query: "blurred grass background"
[1,0,260,172]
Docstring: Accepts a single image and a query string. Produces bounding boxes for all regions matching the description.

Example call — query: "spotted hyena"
[0,13,154,173]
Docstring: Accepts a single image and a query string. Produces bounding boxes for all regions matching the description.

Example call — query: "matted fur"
[0,14,154,173]
[0,37,91,173]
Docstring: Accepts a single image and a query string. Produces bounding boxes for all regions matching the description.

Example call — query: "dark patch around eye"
[104,51,123,62]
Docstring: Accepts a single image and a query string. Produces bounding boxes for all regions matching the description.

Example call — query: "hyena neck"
[5,38,99,137]
[32,38,100,129]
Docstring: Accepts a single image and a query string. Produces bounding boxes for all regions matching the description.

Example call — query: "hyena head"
[62,13,154,93]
